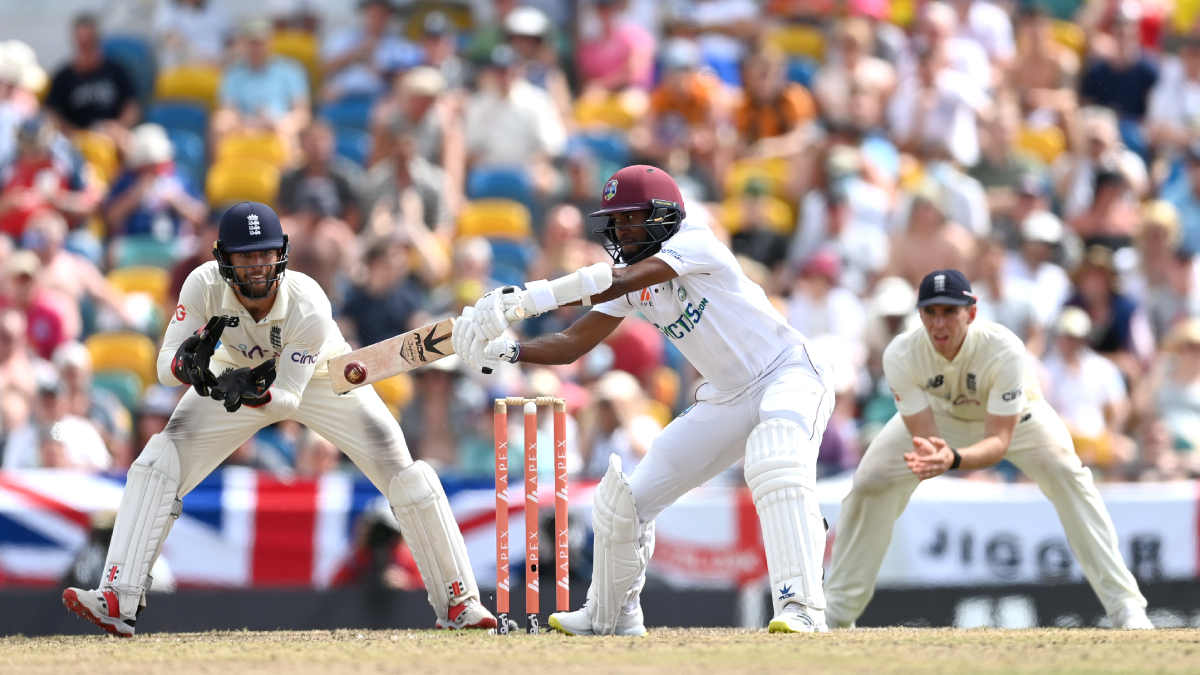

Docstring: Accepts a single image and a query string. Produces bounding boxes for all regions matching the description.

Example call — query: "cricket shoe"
[768,602,829,634]
[436,597,498,630]
[62,588,138,638]
[1110,602,1155,630]
[547,603,647,636]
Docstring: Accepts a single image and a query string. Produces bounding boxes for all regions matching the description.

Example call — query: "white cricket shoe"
[768,602,829,634]
[548,602,647,636]
[436,597,498,630]
[62,587,137,638]
[1110,602,1155,630]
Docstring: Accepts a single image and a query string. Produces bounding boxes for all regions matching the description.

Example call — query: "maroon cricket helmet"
[590,165,686,264]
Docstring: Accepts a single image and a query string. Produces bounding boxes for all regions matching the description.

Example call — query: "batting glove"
[474,286,524,341]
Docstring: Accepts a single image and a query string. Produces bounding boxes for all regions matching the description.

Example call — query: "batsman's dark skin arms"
[517,210,678,365]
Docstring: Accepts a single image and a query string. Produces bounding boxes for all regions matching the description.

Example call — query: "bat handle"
[504,305,526,322]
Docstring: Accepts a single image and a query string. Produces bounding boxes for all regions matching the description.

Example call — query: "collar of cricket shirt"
[219,274,291,325]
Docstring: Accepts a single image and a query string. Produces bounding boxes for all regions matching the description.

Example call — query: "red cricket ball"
[344,361,368,385]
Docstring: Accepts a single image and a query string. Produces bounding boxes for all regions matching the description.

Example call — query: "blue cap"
[218,202,284,253]
[917,269,977,307]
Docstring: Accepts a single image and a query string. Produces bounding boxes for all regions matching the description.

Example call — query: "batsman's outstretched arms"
[902,408,1018,480]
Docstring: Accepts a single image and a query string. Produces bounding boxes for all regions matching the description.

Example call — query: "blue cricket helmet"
[213,202,290,299]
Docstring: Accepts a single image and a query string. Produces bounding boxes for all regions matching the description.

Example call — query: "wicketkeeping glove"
[171,315,227,397]
[211,358,277,413]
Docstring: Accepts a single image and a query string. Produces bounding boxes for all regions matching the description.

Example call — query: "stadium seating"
[467,166,536,215]
[724,158,791,200]
[764,24,825,61]
[456,199,531,240]
[111,235,178,270]
[373,373,414,418]
[146,102,209,140]
[1015,126,1067,165]
[568,131,630,167]
[85,332,159,388]
[1052,20,1087,57]
[217,133,287,167]
[155,65,222,110]
[165,128,207,183]
[103,35,156,103]
[334,127,372,167]
[270,30,321,92]
[719,196,796,235]
[74,131,119,185]
[206,159,281,207]
[574,94,639,130]
[108,266,170,308]
[319,96,375,133]
[92,368,144,413]
[488,238,535,286]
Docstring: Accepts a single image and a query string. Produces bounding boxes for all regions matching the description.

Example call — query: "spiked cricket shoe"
[62,588,137,638]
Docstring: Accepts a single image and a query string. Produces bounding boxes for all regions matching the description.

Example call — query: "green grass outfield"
[2,628,1199,675]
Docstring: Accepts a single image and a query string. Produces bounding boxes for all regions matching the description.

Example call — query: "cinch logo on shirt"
[291,351,317,364]
[654,298,709,340]
[235,343,278,360]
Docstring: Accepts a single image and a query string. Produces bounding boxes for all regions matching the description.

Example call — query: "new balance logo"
[248,214,261,236]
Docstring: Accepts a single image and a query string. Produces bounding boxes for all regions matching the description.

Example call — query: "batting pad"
[590,455,648,635]
[745,419,826,617]
[103,433,182,618]
[388,461,479,621]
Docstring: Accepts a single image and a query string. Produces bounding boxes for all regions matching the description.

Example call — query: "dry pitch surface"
[2,627,1198,675]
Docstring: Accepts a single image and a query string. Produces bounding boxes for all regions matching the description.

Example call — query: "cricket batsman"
[823,269,1153,630]
[452,165,836,634]
[62,202,497,636]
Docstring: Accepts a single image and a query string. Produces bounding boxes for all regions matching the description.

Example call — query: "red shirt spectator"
[0,118,95,239]
[3,251,71,360]
[605,316,665,384]
[576,0,656,91]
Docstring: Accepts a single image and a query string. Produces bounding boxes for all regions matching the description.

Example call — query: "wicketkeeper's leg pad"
[590,454,651,635]
[745,418,827,617]
[388,461,479,621]
[103,433,182,618]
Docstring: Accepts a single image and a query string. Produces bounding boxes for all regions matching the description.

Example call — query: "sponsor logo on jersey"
[225,316,240,327]
[654,298,708,340]
[234,344,277,360]
[174,304,186,321]
[678,285,687,302]
[778,584,795,603]
[248,213,261,236]
[1020,412,1032,423]
[270,326,282,351]
[603,179,618,201]
[952,394,981,406]
[639,287,653,304]
[660,248,683,261]
[678,403,695,417]
[967,373,976,392]
[926,375,944,389]
[291,351,317,365]
[1001,388,1023,402]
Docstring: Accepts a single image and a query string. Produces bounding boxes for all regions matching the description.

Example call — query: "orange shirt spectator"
[649,71,717,127]
[735,81,815,143]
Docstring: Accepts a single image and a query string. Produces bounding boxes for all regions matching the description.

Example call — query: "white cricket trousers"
[824,400,1146,624]
[165,370,411,497]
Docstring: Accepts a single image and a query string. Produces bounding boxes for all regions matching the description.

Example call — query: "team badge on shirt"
[603,179,618,201]
[678,286,687,302]
[270,326,282,351]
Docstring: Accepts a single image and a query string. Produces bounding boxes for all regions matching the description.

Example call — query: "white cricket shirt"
[883,318,1042,422]
[157,262,350,414]
[592,219,808,395]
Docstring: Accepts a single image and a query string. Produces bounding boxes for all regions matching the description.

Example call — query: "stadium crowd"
[2,0,1200,487]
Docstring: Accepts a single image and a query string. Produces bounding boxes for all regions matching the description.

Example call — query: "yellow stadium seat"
[574,95,639,130]
[373,373,414,418]
[74,131,119,185]
[86,332,159,389]
[403,1,474,40]
[108,266,170,307]
[217,133,287,167]
[891,0,917,28]
[206,159,281,207]
[155,65,222,110]
[765,24,826,61]
[724,158,791,200]
[271,30,321,92]
[1016,126,1067,165]
[719,196,795,235]
[1051,20,1086,57]
[456,199,532,239]
[1175,0,1200,33]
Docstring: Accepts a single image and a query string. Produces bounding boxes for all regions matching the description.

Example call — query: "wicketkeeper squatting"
[62,202,497,636]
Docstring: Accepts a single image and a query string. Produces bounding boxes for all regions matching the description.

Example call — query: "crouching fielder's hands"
[905,436,955,481]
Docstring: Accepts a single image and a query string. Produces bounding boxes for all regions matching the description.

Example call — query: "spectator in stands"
[0,117,97,239]
[418,11,469,93]
[922,140,991,237]
[466,0,521,62]
[0,41,47,122]
[1010,5,1079,118]
[1068,165,1141,251]
[52,341,132,468]
[969,98,1050,237]
[1056,105,1149,219]
[791,145,890,270]
[888,40,991,168]
[1161,140,1200,255]
[212,19,310,156]
[277,121,363,231]
[1080,3,1158,122]
[339,238,423,350]
[632,39,720,175]
[294,430,341,478]
[168,217,219,304]
[281,207,359,302]
[1066,244,1155,381]
[319,0,421,101]
[1042,307,1136,476]
[887,181,975,288]
[1131,199,1182,301]
[734,44,816,157]
[686,0,763,68]
[361,115,451,237]
[104,123,207,239]
[368,66,464,203]
[464,45,565,194]
[972,237,1044,352]
[426,237,498,317]
[0,49,34,164]
[505,7,572,122]
[813,18,897,116]
[4,251,73,360]
[948,0,1015,71]
[22,211,126,334]
[45,14,139,136]
[575,0,656,94]
[579,370,661,478]
[153,0,234,68]
[526,204,607,282]
[817,182,888,297]
[1004,210,1071,327]
[134,385,179,451]
[786,250,867,364]
[1147,35,1200,157]
[400,356,468,470]
[2,371,110,470]
[0,308,38,401]
[728,179,792,274]
[906,1,989,86]
[1133,318,1200,478]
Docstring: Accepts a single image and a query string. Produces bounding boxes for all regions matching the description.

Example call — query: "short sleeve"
[882,339,929,415]
[655,228,728,277]
[985,346,1027,416]
[591,293,637,319]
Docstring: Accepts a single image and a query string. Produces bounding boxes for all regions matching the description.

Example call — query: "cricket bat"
[330,306,525,394]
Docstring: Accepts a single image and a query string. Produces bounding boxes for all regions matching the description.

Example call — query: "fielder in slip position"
[823,269,1153,630]
[452,165,837,634]
[62,202,497,636]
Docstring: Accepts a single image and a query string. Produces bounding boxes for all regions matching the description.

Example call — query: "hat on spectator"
[36,371,65,396]
[1164,318,1200,352]
[870,277,917,317]
[0,48,22,86]
[140,385,180,417]
[661,38,701,71]
[826,145,861,178]
[505,6,550,37]
[1020,210,1064,244]
[401,66,445,97]
[127,123,174,169]
[910,179,947,218]
[487,44,517,69]
[51,341,92,372]
[239,18,273,40]
[422,11,451,37]
[593,370,643,403]
[1055,307,1092,339]
[16,117,52,152]
[2,41,47,92]
[7,250,41,278]
[799,249,842,283]
[1142,199,1179,232]
[848,0,890,20]
[916,269,977,307]
[1071,244,1119,285]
